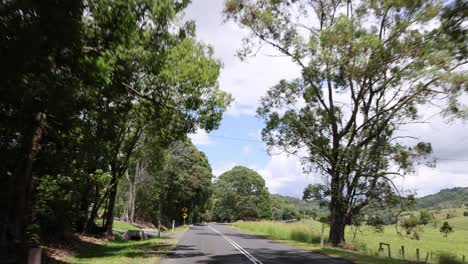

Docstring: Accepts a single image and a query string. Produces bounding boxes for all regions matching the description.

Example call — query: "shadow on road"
[165,245,205,259]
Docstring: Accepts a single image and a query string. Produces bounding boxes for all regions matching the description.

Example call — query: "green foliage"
[270,194,321,221]
[440,221,454,238]
[366,215,384,233]
[415,187,468,210]
[303,184,329,207]
[225,0,465,245]
[1,0,231,249]
[400,214,422,239]
[127,139,214,226]
[419,209,434,225]
[213,166,271,221]
[463,211,468,217]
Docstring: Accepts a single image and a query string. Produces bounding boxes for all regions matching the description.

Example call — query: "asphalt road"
[161,223,350,264]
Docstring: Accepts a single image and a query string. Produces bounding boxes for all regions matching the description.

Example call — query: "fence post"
[401,246,405,259]
[388,246,391,258]
[425,252,430,263]
[463,255,465,263]
[172,220,175,232]
[416,248,420,261]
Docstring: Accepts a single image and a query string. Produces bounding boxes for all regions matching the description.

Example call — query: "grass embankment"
[71,231,175,264]
[70,221,190,264]
[171,224,191,233]
[234,208,468,264]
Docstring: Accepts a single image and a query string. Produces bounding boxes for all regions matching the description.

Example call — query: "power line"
[209,134,263,143]
[436,158,468,162]
[207,135,468,162]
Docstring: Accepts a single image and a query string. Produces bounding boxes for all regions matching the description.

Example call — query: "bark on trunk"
[10,112,46,263]
[104,172,118,236]
[126,161,144,223]
[329,173,346,246]
[84,187,102,233]
[125,169,135,223]
[329,213,346,246]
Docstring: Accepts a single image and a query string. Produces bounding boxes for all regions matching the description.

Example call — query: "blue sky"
[185,0,468,198]
[195,115,269,173]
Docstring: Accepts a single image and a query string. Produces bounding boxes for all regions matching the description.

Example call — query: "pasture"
[234,208,468,263]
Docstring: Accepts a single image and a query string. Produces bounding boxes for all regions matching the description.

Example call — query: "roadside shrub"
[463,211,468,217]
[351,241,368,253]
[438,253,462,264]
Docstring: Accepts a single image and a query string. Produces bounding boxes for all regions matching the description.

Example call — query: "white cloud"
[185,0,301,118]
[398,162,468,197]
[189,129,213,146]
[257,153,322,198]
[256,113,468,198]
[212,162,238,177]
[185,1,468,198]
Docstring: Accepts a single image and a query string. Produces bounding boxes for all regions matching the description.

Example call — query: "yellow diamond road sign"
[182,207,188,213]
[182,213,188,219]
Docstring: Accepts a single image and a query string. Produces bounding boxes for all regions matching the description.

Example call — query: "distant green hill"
[271,187,468,220]
[415,187,468,210]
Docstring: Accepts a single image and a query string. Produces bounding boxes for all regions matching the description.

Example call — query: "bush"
[400,214,419,235]
[438,253,463,264]
[463,211,468,217]
[440,221,454,238]
[446,212,456,219]
[419,209,433,225]
[367,215,384,233]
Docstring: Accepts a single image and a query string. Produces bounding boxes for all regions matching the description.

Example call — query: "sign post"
[182,207,188,225]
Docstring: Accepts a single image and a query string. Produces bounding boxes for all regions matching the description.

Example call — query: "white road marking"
[208,225,263,264]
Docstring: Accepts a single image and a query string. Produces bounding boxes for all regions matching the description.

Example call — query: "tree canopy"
[1,0,232,261]
[213,166,271,221]
[224,0,467,245]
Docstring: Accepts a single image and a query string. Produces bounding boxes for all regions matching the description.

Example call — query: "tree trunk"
[104,172,119,236]
[124,170,131,223]
[329,174,346,246]
[10,112,46,263]
[84,186,102,233]
[329,210,346,246]
[129,183,135,223]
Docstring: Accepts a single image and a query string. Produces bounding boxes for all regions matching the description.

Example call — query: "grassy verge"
[233,215,468,264]
[231,224,404,264]
[168,225,191,234]
[70,231,176,264]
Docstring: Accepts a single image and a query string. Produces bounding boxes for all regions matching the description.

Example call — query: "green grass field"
[234,208,468,264]
[71,231,175,264]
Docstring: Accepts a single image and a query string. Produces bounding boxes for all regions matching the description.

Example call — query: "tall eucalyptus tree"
[224,0,466,245]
